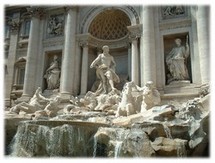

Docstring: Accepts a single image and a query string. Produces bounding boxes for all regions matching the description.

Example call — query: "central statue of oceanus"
[90,45,120,95]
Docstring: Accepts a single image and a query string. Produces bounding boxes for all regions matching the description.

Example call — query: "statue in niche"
[44,55,61,90]
[47,15,64,36]
[90,45,120,95]
[165,36,190,84]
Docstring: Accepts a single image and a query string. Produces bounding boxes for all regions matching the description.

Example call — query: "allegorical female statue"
[166,36,190,84]
[44,55,61,89]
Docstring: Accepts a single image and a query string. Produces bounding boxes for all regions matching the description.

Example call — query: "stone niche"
[163,33,192,85]
[43,51,62,91]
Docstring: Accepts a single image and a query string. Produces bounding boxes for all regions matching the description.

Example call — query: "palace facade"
[4,5,210,107]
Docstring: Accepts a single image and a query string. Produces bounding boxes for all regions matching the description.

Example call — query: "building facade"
[4,5,210,107]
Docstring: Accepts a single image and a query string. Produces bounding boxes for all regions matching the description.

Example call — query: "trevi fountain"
[5,45,209,158]
[4,5,210,158]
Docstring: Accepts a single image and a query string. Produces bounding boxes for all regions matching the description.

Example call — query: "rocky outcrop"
[94,127,155,157]
[5,88,210,157]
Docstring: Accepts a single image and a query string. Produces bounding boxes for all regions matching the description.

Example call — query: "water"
[114,141,122,158]
[163,123,173,139]
[9,121,101,157]
[177,142,187,157]
[93,136,97,157]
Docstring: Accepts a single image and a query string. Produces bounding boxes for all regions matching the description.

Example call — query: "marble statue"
[139,81,161,112]
[90,45,120,95]
[10,87,49,114]
[94,92,120,112]
[80,91,97,110]
[166,37,190,84]
[43,96,62,117]
[44,55,61,89]
[116,81,137,117]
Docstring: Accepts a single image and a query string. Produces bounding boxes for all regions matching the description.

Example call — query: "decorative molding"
[18,39,29,48]
[159,19,191,31]
[76,33,129,49]
[43,37,64,47]
[64,6,78,13]
[80,6,100,32]
[126,5,140,24]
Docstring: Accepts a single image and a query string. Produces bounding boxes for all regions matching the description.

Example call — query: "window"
[14,57,26,88]
[23,20,30,36]
[17,67,25,85]
[21,20,31,38]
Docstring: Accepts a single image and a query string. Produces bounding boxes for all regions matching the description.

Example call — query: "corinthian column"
[196,6,210,84]
[5,18,20,105]
[130,37,139,85]
[22,7,44,99]
[80,43,89,95]
[140,6,156,86]
[127,25,141,85]
[60,7,77,95]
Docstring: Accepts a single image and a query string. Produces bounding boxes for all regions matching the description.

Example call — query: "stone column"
[127,25,142,85]
[196,6,210,84]
[130,37,139,85]
[4,18,20,106]
[80,43,89,95]
[60,7,77,95]
[22,8,44,99]
[73,43,82,95]
[127,44,131,80]
[141,6,156,86]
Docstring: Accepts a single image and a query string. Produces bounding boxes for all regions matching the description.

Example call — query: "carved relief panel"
[47,14,64,37]
[161,6,187,20]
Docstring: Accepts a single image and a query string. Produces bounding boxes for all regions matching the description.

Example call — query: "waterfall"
[114,141,122,158]
[163,123,172,139]
[177,142,187,157]
[9,121,101,157]
[93,135,97,157]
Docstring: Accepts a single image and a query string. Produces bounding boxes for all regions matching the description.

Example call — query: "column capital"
[128,35,139,42]
[7,18,21,34]
[76,33,90,47]
[26,7,46,19]
[127,24,142,41]
[79,41,89,48]
[64,6,78,13]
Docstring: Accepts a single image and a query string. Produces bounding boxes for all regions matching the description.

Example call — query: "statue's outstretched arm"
[90,55,100,68]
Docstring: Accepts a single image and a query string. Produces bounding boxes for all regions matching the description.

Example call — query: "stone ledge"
[161,92,199,100]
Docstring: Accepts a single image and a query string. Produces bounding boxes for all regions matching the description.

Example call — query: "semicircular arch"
[80,6,140,34]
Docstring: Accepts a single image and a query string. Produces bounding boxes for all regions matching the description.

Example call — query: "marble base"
[42,89,60,98]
